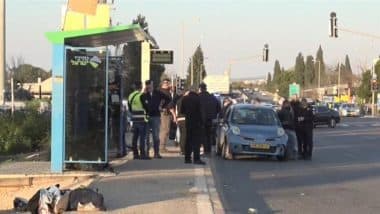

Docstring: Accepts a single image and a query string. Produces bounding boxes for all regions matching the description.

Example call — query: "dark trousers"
[201,119,213,154]
[185,122,201,161]
[147,117,161,155]
[132,122,147,157]
[297,128,313,158]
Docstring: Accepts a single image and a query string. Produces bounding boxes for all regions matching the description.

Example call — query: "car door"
[219,108,232,147]
[317,106,329,123]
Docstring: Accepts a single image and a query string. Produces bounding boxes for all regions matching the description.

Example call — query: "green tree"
[357,70,372,102]
[277,69,295,98]
[294,53,305,87]
[305,55,315,88]
[343,55,353,85]
[186,45,206,88]
[315,45,326,86]
[273,60,281,87]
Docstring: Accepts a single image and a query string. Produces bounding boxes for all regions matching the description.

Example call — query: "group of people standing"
[278,98,314,160]
[128,79,220,165]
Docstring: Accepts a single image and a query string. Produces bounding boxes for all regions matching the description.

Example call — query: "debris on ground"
[13,184,106,214]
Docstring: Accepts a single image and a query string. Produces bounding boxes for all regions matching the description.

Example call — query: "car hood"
[234,124,280,140]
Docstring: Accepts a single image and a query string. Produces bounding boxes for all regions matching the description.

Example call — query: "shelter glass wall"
[65,48,108,162]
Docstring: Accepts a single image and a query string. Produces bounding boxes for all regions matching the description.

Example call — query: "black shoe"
[184,160,192,164]
[154,154,162,159]
[304,156,312,160]
[141,155,151,160]
[133,155,140,160]
[193,160,206,165]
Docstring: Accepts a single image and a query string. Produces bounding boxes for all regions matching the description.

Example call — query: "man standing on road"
[296,98,314,160]
[180,86,205,165]
[278,99,297,160]
[141,80,173,159]
[198,83,221,155]
[128,81,149,160]
[291,99,303,158]
[159,79,177,152]
[174,88,186,154]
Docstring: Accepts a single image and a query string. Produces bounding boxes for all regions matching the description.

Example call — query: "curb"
[204,158,225,214]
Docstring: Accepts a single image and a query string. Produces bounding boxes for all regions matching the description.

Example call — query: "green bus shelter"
[46,24,154,173]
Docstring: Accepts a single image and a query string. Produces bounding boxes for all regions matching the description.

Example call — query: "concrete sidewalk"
[91,147,224,214]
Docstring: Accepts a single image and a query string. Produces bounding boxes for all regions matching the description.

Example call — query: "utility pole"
[371,58,379,117]
[338,62,341,98]
[0,0,5,105]
[181,21,184,77]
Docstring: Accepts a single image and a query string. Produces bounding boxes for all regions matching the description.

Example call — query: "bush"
[0,108,50,155]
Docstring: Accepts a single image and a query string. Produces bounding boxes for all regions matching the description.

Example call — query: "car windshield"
[346,104,356,108]
[231,107,280,126]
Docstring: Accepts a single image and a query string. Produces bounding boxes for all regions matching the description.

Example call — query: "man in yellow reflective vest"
[128,81,149,160]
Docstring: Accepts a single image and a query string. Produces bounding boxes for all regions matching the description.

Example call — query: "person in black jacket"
[180,86,205,165]
[291,99,302,158]
[198,83,221,155]
[296,98,314,160]
[278,99,297,160]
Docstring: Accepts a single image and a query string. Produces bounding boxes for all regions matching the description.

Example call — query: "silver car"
[339,103,361,117]
[215,104,289,161]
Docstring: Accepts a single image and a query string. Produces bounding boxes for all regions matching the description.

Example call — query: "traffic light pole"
[371,58,379,117]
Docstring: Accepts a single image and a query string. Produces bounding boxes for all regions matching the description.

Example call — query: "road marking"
[372,123,380,127]
[338,123,350,127]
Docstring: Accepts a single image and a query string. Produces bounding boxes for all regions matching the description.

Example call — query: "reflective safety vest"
[128,90,147,122]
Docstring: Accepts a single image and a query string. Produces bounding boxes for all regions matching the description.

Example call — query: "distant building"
[22,77,52,99]
[203,74,230,94]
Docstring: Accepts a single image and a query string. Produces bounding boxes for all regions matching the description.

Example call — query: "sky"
[6,0,380,79]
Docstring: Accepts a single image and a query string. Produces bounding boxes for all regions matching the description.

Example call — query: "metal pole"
[0,0,5,105]
[10,77,13,114]
[318,60,321,100]
[181,21,184,78]
[318,61,321,89]
[372,63,375,117]
[338,62,341,98]
[38,77,42,99]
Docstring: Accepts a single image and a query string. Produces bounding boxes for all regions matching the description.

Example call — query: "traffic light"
[263,44,269,62]
[330,12,338,38]
[180,79,186,90]
[175,76,181,89]
[371,79,378,91]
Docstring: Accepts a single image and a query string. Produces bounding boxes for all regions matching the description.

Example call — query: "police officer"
[296,98,314,160]
[128,81,149,160]
[180,86,205,165]
[198,83,221,155]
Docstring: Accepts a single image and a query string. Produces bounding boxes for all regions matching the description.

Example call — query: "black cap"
[145,80,152,85]
[199,82,207,90]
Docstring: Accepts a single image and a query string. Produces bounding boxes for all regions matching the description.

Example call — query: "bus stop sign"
[151,50,173,64]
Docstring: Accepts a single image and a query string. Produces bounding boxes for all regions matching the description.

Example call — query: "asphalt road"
[210,117,380,214]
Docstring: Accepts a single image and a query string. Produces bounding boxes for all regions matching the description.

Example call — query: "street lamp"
[371,58,380,117]
[180,17,201,78]
[228,44,269,79]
